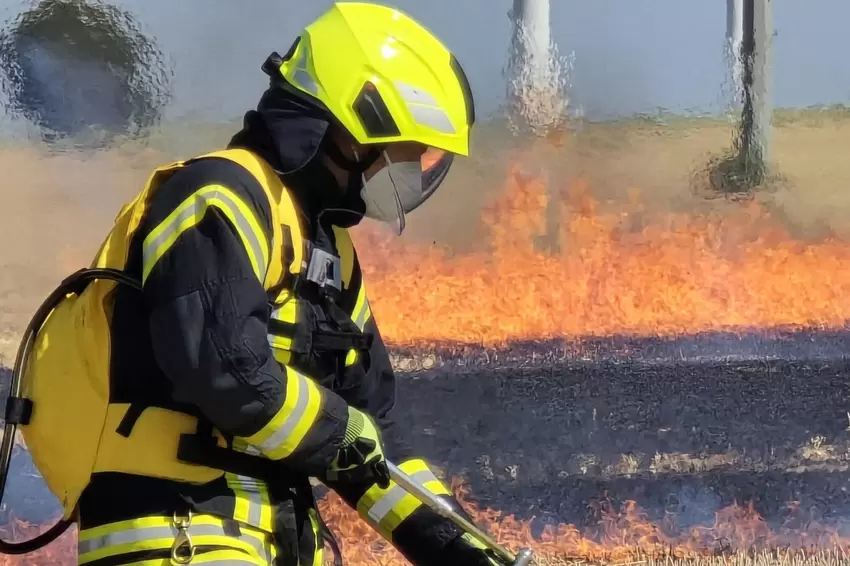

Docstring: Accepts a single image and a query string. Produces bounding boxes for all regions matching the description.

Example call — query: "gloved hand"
[324,406,390,488]
[445,533,503,566]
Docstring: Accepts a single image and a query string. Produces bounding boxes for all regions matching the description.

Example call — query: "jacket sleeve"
[139,157,350,476]
[323,242,475,566]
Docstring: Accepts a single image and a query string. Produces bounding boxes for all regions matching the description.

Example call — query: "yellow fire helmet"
[262,1,476,233]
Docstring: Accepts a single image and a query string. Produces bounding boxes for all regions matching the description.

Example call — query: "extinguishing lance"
[386,462,534,566]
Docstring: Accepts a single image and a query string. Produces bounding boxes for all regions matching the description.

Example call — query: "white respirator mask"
[360,152,422,235]
[353,147,455,236]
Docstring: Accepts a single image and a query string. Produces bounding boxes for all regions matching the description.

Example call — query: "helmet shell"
[274,2,474,156]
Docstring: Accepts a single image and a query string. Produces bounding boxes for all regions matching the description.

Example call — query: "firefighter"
[13,3,500,565]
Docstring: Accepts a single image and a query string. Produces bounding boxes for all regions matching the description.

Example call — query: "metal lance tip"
[386,462,534,566]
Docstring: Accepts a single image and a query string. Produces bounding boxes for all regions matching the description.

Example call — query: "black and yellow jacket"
[51,89,485,566]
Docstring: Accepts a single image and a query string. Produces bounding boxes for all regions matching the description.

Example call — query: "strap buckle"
[305,248,341,292]
[171,511,195,565]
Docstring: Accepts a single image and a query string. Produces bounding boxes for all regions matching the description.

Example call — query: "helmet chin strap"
[322,137,408,235]
[312,136,384,224]
[322,136,381,185]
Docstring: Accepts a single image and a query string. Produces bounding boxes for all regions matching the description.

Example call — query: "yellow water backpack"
[0,148,366,555]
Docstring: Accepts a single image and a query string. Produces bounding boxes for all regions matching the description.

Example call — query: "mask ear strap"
[382,151,407,235]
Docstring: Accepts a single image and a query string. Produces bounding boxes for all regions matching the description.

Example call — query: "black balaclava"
[228,85,380,229]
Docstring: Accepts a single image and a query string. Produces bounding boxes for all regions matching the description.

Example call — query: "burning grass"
[317,484,850,565]
[356,152,850,347]
[5,487,850,566]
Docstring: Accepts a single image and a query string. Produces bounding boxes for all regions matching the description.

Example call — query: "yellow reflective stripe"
[269,334,294,351]
[243,366,322,460]
[343,282,372,367]
[351,282,371,331]
[270,294,297,324]
[344,349,358,367]
[184,550,269,565]
[331,225,356,287]
[78,515,271,564]
[356,459,451,540]
[268,294,297,361]
[271,346,293,366]
[226,440,274,532]
[226,473,273,532]
[128,549,269,566]
[268,298,297,352]
[141,184,270,284]
[306,508,324,566]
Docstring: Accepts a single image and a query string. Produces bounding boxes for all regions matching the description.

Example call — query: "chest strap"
[176,419,302,488]
[115,403,302,488]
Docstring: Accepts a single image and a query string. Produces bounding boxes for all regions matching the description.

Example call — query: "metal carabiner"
[171,510,196,565]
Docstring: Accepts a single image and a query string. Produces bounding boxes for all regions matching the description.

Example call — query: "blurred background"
[1,0,848,126]
[2,0,850,547]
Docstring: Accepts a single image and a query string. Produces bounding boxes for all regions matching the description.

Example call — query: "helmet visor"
[361,147,455,235]
[406,147,454,214]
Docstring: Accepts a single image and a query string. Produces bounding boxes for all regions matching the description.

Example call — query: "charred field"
[395,339,850,528]
[345,339,850,566]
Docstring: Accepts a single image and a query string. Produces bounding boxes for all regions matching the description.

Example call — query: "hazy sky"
[1,0,848,121]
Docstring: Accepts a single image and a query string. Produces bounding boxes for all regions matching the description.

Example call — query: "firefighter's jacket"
[63,128,481,564]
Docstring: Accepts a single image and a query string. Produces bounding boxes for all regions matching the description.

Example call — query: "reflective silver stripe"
[142,187,268,282]
[197,559,260,565]
[197,559,263,565]
[240,443,261,456]
[269,307,292,324]
[366,469,439,524]
[354,298,370,330]
[292,45,319,95]
[409,105,456,134]
[228,443,268,529]
[294,69,319,95]
[78,523,266,557]
[269,297,296,327]
[394,82,439,106]
[255,372,310,453]
[228,473,264,528]
[394,80,456,134]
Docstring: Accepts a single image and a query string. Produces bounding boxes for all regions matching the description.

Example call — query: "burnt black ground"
[2,330,850,536]
[391,357,850,532]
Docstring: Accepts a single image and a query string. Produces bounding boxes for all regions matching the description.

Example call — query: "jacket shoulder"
[147,153,275,232]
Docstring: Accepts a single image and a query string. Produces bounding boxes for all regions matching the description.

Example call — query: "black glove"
[322,406,390,488]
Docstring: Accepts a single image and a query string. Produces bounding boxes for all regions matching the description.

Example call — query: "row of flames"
[357,160,850,346]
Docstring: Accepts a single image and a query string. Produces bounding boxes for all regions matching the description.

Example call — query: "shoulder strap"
[195,148,307,290]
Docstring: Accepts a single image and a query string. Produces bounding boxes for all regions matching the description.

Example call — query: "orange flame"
[316,483,850,565]
[5,487,850,566]
[356,162,850,346]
